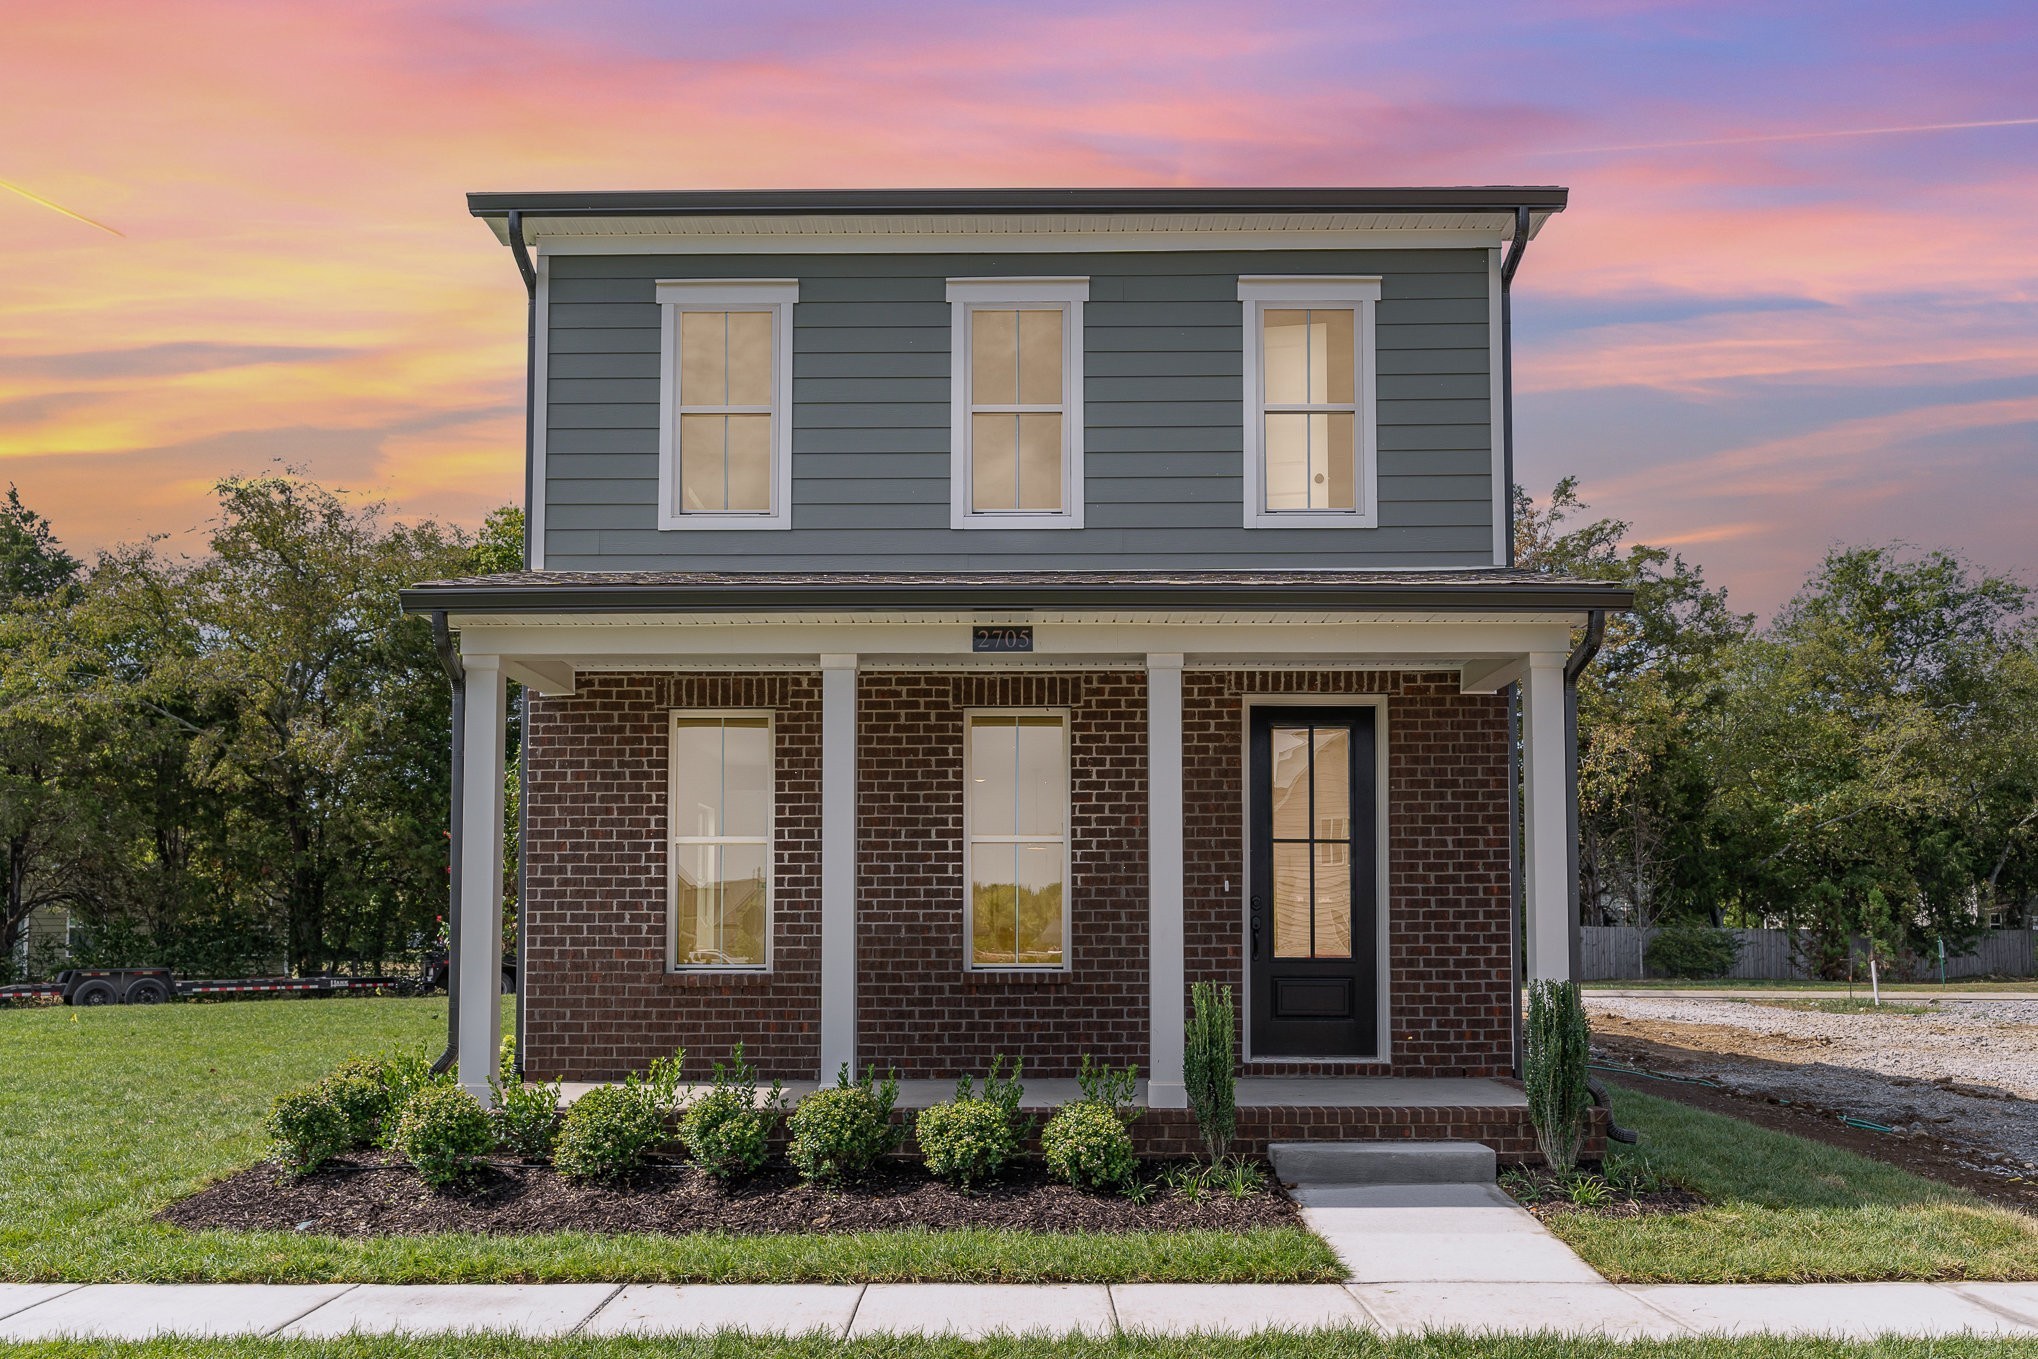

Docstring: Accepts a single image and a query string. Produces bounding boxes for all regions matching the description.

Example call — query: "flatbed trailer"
[0,967,419,1006]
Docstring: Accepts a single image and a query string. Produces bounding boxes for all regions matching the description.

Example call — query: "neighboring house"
[401,187,1630,1151]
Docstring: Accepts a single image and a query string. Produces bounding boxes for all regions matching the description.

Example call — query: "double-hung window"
[963,711,1070,969]
[669,713,773,969]
[1238,276,1381,528]
[947,278,1087,529]
[656,279,797,530]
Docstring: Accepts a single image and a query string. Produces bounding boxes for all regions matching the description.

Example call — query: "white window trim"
[655,279,798,532]
[946,277,1088,530]
[961,707,1074,972]
[667,709,775,972]
[1238,275,1381,530]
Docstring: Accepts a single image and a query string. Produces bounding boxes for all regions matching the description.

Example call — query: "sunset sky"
[3,0,2033,616]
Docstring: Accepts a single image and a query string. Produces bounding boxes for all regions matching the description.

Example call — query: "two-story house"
[401,187,1629,1156]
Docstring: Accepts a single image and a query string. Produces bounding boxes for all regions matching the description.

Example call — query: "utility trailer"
[0,967,419,1006]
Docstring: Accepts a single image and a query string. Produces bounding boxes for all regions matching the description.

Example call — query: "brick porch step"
[1268,1139,1497,1186]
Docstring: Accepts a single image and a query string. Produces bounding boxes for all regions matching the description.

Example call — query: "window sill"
[962,968,1073,988]
[953,513,1084,531]
[656,514,792,532]
[1243,511,1380,530]
[661,969,775,988]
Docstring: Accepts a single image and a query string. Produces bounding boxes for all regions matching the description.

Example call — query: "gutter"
[1498,201,1537,1078]
[1499,206,1531,567]
[427,612,464,1075]
[1563,609,1608,982]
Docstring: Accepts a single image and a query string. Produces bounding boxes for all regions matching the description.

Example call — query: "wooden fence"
[1580,926,2038,982]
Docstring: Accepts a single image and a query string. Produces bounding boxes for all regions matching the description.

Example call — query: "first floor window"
[669,713,772,968]
[655,279,797,531]
[964,711,1069,968]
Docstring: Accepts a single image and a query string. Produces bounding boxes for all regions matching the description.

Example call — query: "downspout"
[429,612,464,1075]
[1501,205,1534,1076]
[507,209,537,1077]
[1565,609,1636,1144]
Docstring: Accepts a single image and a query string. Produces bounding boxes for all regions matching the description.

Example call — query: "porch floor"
[554,1076,1524,1111]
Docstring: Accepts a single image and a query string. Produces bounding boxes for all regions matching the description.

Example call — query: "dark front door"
[1248,706,1378,1057]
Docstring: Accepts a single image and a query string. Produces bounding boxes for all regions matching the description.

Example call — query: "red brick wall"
[855,672,1149,1077]
[522,666,1513,1084]
[1183,671,1515,1078]
[521,673,823,1081]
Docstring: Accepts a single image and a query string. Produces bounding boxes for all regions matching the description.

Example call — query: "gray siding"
[542,249,1497,570]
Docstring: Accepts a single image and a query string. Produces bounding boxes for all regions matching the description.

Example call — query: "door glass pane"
[1262,309,1309,405]
[970,843,1020,965]
[1272,840,1311,958]
[672,721,727,836]
[1012,716,1066,837]
[725,414,772,512]
[678,414,726,512]
[1313,842,1352,959]
[719,718,771,838]
[970,413,1017,511]
[1017,309,1063,404]
[1015,842,1064,965]
[716,842,768,966]
[1263,413,1309,511]
[972,309,1018,405]
[725,311,773,406]
[1312,727,1350,840]
[679,311,726,404]
[1269,726,1310,839]
[1016,413,1063,510]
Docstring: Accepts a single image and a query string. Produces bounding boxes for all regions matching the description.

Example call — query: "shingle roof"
[400,569,1631,615]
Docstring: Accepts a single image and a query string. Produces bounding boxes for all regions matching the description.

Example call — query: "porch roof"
[399,568,1633,617]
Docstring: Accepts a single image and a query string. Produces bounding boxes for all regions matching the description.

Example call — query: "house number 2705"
[972,625,1034,653]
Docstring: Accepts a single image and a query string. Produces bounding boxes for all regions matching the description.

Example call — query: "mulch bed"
[1501,1166,1707,1223]
[160,1155,1301,1237]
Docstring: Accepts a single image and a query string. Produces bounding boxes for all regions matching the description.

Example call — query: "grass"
[1744,998,1937,1015]
[1583,978,2038,993]
[1545,1085,2038,1282]
[0,998,1335,1285]
[4,1336,2038,1359]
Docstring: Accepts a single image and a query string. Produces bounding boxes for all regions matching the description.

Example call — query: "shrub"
[788,1066,903,1185]
[267,1086,352,1175]
[916,1055,1028,1188]
[1041,1100,1135,1191]
[554,1084,667,1184]
[1524,979,1591,1172]
[1183,981,1236,1163]
[319,1064,394,1148]
[491,1073,563,1162]
[1074,1054,1139,1120]
[1645,924,1740,980]
[392,1085,494,1189]
[679,1043,786,1182]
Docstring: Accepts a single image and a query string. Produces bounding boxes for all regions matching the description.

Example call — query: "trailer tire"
[125,978,170,1005]
[73,980,118,1007]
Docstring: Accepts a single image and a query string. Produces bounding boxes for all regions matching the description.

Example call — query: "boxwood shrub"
[267,1086,352,1175]
[1042,1099,1136,1191]
[392,1085,494,1189]
[788,1068,903,1184]
[554,1084,667,1184]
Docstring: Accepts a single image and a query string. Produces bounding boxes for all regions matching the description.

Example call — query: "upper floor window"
[947,278,1087,530]
[1238,276,1381,529]
[669,712,773,969]
[656,279,797,531]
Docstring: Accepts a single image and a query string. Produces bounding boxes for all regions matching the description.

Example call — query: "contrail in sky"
[1543,116,2038,155]
[0,179,124,236]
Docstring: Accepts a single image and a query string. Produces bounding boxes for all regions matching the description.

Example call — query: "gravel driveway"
[1587,996,2038,1173]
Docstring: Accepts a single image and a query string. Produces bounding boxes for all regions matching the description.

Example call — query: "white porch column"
[457,653,508,1102]
[1146,653,1187,1108]
[1520,651,1572,983]
[819,654,858,1081]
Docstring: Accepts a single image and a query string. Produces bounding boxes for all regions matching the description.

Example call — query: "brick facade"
[522,667,1514,1085]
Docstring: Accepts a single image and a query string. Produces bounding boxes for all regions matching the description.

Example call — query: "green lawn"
[4,1335,2038,1359]
[1547,1085,2038,1282]
[0,998,1334,1285]
[1583,978,2038,993]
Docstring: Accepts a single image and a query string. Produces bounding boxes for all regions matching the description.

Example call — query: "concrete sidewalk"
[5,1280,2038,1340]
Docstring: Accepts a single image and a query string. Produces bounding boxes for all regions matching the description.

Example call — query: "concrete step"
[1268,1140,1496,1186]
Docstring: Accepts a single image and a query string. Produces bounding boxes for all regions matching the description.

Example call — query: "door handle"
[1250,895,1262,959]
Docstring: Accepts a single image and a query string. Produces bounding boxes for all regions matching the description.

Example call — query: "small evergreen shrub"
[267,1085,352,1175]
[1041,1100,1135,1191]
[679,1043,786,1182]
[1074,1053,1139,1119]
[788,1066,903,1184]
[392,1085,494,1189]
[1644,924,1740,980]
[319,1064,394,1148]
[1524,979,1592,1172]
[916,1055,1027,1188]
[491,1073,563,1162]
[1184,981,1236,1163]
[554,1084,667,1184]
